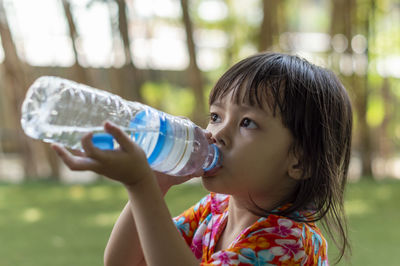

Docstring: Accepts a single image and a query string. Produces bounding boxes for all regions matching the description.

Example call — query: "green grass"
[332,179,400,265]
[0,179,398,265]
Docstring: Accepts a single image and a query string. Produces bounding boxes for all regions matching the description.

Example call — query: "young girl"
[52,52,352,265]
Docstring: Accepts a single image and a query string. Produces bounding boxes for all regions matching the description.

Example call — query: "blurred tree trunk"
[116,0,132,66]
[180,0,206,126]
[0,1,43,179]
[102,0,125,96]
[259,0,281,51]
[223,0,243,67]
[330,0,355,40]
[353,74,373,178]
[61,0,90,83]
[360,0,376,178]
[330,0,373,178]
[114,0,143,102]
[378,77,393,159]
[86,0,143,101]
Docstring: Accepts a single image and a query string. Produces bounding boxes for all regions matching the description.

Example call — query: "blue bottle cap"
[91,133,114,150]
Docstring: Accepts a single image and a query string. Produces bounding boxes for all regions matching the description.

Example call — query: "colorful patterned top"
[173,193,328,265]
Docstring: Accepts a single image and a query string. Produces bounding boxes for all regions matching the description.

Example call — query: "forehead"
[209,78,279,117]
[210,95,280,126]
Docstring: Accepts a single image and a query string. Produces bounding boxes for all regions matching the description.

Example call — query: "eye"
[209,113,221,123]
[240,118,258,129]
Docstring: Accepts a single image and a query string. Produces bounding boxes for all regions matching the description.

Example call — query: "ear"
[287,150,304,180]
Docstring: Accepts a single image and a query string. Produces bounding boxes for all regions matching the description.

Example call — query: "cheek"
[234,146,288,179]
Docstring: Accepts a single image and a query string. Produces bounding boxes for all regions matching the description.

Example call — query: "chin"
[201,176,232,195]
[203,165,223,178]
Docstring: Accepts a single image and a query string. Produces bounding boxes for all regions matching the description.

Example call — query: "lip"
[203,165,222,177]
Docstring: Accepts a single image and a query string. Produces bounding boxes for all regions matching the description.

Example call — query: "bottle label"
[130,109,160,158]
[130,109,194,175]
[164,117,194,175]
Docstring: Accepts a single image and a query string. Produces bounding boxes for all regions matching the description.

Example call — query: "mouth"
[203,165,222,177]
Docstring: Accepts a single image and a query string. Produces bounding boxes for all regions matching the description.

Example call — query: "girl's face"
[203,90,300,203]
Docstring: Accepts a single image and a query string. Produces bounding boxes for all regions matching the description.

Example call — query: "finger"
[69,148,85,157]
[51,143,64,155]
[52,144,99,171]
[104,122,135,152]
[81,132,105,160]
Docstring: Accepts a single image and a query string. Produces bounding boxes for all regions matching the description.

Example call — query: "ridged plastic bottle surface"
[21,76,220,176]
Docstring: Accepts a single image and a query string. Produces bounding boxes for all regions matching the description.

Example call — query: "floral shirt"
[173,193,328,265]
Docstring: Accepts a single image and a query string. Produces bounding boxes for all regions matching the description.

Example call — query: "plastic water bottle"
[20,76,221,176]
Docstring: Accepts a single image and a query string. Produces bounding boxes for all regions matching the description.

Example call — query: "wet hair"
[209,52,352,263]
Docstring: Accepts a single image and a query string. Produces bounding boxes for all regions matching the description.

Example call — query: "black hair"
[209,52,352,263]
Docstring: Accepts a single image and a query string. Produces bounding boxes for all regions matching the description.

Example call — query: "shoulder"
[300,221,329,265]
[226,215,328,265]
[174,193,230,258]
[210,193,230,214]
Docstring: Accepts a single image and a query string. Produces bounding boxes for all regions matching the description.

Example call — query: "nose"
[212,123,231,148]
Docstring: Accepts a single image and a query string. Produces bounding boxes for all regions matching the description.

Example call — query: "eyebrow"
[210,102,270,115]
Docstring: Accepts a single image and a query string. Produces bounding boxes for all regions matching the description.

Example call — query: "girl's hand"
[52,121,154,187]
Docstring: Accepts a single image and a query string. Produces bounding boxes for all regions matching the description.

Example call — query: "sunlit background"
[1,0,400,181]
[2,0,400,73]
[0,0,400,265]
[2,0,234,69]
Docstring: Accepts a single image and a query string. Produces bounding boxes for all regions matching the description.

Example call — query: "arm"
[124,175,198,266]
[104,202,146,266]
[52,121,205,266]
[104,180,198,266]
[104,176,180,266]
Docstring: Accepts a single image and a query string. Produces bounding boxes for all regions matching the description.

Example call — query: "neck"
[226,190,290,228]
[217,194,285,251]
[225,195,260,232]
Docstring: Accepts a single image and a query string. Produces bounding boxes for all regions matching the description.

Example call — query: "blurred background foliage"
[0,0,399,265]
[0,0,399,181]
